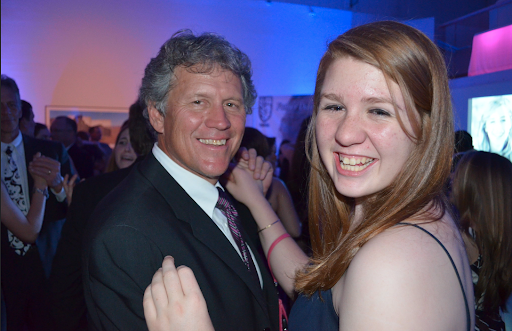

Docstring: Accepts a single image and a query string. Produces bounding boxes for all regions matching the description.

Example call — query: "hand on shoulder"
[144,256,214,331]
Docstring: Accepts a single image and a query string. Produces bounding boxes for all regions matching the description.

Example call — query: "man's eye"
[193,100,201,104]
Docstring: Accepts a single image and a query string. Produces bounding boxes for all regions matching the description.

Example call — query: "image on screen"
[469,94,512,161]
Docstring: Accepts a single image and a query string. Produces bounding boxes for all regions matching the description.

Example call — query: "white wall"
[1,0,354,124]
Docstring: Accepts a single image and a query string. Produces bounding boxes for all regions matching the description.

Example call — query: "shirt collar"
[152,143,223,219]
[1,131,23,152]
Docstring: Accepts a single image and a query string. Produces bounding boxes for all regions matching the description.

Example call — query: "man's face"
[20,111,35,137]
[148,65,246,184]
[90,127,102,141]
[1,86,22,141]
[51,118,75,147]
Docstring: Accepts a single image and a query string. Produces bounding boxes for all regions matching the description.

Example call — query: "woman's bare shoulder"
[332,217,472,330]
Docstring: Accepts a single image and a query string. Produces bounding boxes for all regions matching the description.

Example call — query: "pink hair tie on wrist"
[267,233,291,261]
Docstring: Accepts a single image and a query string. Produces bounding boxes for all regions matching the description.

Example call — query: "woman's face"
[315,57,416,200]
[114,129,138,169]
[485,105,511,150]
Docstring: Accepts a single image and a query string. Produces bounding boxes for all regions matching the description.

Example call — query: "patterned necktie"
[4,145,32,256]
[216,187,260,285]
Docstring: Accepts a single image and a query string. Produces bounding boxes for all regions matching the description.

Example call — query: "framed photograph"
[45,105,129,148]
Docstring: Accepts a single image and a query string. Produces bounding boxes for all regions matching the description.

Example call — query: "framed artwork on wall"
[45,105,129,148]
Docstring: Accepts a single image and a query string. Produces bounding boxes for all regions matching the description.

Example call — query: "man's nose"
[205,104,231,130]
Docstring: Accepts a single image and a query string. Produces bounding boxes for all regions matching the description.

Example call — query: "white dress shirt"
[152,143,263,287]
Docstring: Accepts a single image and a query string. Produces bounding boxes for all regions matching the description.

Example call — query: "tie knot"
[216,187,229,211]
[216,187,238,218]
[5,146,13,156]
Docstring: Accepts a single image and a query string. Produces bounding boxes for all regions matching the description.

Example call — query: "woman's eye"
[323,104,343,111]
[370,108,390,116]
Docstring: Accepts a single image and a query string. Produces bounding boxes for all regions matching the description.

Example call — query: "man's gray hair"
[140,30,256,120]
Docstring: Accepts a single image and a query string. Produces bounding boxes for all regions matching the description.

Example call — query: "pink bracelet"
[267,233,291,261]
[267,233,291,331]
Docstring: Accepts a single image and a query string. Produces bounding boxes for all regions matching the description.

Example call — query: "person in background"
[288,116,312,254]
[451,151,512,331]
[76,131,90,144]
[2,152,48,243]
[49,100,155,331]
[20,100,36,137]
[241,127,301,238]
[455,130,474,154]
[104,120,139,172]
[51,116,95,179]
[2,75,73,330]
[446,130,475,196]
[144,21,475,331]
[266,136,277,170]
[277,139,293,184]
[89,125,112,160]
[34,123,51,140]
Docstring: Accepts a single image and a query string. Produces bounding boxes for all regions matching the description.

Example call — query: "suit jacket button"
[262,328,270,331]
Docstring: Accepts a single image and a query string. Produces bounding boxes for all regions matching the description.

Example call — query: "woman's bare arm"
[224,159,309,297]
[269,177,301,238]
[1,176,47,243]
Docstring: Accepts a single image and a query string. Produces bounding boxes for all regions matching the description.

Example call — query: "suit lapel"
[138,154,270,314]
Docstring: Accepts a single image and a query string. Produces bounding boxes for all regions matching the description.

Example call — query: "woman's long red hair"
[295,21,454,295]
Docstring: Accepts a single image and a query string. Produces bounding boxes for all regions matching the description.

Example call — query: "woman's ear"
[147,105,164,134]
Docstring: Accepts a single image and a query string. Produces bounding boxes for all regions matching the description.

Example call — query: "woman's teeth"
[339,156,374,171]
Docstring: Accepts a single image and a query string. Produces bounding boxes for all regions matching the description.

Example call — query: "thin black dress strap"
[399,222,471,331]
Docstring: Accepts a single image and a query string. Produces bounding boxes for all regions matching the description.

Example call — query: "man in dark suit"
[51,116,95,179]
[83,31,279,331]
[1,75,74,330]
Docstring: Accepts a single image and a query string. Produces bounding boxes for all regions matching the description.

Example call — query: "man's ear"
[147,105,164,134]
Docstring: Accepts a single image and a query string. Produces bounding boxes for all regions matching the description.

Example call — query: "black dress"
[288,223,472,331]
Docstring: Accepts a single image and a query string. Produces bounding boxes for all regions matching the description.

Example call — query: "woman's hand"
[238,147,273,182]
[28,153,48,190]
[143,256,214,331]
[28,153,63,192]
[62,174,79,206]
[222,160,273,208]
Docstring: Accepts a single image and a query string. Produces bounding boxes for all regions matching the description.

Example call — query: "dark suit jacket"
[50,165,135,331]
[68,143,95,179]
[83,154,279,331]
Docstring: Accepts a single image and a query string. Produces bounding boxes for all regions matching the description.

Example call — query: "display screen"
[469,94,512,161]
